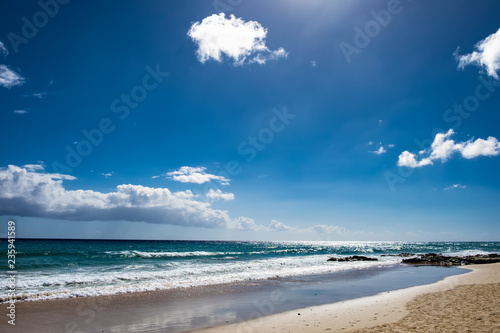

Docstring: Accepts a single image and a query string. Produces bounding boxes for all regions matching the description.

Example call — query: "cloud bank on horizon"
[187,13,288,65]
[0,165,345,235]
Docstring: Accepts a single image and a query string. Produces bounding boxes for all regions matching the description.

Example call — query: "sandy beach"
[1,263,499,332]
[194,263,500,333]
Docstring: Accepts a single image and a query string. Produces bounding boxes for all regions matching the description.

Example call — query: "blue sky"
[1,0,499,241]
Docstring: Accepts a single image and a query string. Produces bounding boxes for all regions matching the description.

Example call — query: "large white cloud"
[0,65,25,88]
[397,129,500,168]
[0,165,348,235]
[187,13,288,65]
[166,166,230,185]
[0,165,250,229]
[456,27,500,79]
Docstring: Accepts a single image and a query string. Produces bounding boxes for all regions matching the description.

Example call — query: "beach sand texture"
[195,263,500,333]
[2,263,499,332]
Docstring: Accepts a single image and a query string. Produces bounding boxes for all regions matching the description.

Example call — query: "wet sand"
[2,264,497,332]
[194,263,500,333]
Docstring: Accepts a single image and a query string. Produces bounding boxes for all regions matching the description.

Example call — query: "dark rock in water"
[327,255,378,262]
[402,253,500,266]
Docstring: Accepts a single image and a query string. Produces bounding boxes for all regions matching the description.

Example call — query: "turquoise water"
[1,240,499,302]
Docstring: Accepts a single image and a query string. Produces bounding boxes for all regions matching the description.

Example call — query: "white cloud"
[397,151,432,168]
[397,129,500,168]
[0,41,8,57]
[267,219,295,232]
[372,146,386,155]
[0,165,252,229]
[13,110,28,115]
[460,136,500,159]
[310,224,346,234]
[187,13,288,66]
[444,184,467,191]
[0,65,25,88]
[166,166,230,185]
[370,143,395,155]
[22,164,45,172]
[206,188,234,201]
[265,220,346,235]
[310,60,317,67]
[233,216,259,230]
[456,27,500,79]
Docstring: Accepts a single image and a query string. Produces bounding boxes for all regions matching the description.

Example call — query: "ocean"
[1,239,499,303]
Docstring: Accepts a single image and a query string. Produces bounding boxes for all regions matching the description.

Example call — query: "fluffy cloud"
[0,165,250,229]
[267,219,295,232]
[187,13,288,65]
[206,188,234,201]
[13,110,28,115]
[456,27,500,79]
[397,129,500,168]
[0,65,25,88]
[397,151,432,168]
[233,216,259,230]
[166,166,230,185]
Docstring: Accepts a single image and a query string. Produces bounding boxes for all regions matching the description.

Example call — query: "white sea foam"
[443,249,495,257]
[105,250,243,258]
[0,255,399,302]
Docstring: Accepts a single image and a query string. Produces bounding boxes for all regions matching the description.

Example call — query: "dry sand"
[193,263,500,333]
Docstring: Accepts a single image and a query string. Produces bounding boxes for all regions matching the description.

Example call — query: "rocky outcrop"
[402,253,500,266]
[327,255,378,262]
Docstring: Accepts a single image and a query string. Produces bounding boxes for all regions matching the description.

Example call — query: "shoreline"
[0,264,469,332]
[193,263,500,333]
